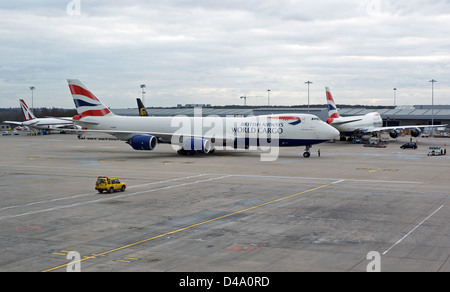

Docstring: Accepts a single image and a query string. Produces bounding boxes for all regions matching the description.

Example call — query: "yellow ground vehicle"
[95,176,126,193]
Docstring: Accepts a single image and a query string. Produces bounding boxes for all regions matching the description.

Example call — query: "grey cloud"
[0,0,449,108]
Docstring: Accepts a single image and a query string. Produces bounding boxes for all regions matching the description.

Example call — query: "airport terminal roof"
[113,104,450,124]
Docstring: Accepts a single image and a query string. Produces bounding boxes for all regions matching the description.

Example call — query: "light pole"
[29,86,35,114]
[393,88,397,107]
[140,84,146,105]
[429,79,437,134]
[305,81,313,112]
[267,89,271,106]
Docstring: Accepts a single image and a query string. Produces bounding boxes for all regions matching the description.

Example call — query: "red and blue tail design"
[325,87,340,124]
[67,79,113,119]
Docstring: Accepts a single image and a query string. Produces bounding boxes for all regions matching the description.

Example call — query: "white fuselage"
[330,112,383,136]
[23,117,75,130]
[78,113,339,147]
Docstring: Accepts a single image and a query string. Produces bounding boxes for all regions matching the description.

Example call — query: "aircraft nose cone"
[331,126,340,137]
[326,124,340,139]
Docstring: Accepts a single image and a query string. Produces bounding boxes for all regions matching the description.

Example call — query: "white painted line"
[228,174,421,185]
[382,205,444,255]
[0,174,230,221]
[332,179,345,184]
[0,174,206,213]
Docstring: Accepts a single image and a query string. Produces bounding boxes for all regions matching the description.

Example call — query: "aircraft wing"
[3,121,24,126]
[55,117,99,125]
[331,118,363,125]
[369,124,447,132]
[62,128,235,143]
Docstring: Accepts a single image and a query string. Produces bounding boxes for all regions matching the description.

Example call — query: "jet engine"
[183,138,212,154]
[389,130,401,139]
[410,128,422,137]
[129,135,158,150]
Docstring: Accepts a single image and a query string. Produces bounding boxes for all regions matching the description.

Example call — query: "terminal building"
[114,104,450,133]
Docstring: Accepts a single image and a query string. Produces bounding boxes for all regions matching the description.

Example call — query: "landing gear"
[177,148,190,155]
[177,148,215,155]
[303,145,312,158]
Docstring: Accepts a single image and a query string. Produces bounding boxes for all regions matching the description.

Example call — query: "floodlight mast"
[140,84,146,104]
[429,79,437,134]
[29,86,35,114]
[305,81,313,112]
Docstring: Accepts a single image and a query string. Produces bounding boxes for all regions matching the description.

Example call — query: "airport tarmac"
[0,133,449,272]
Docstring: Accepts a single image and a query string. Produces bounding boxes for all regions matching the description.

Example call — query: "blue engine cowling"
[184,138,211,154]
[389,130,401,139]
[129,135,158,150]
[410,128,421,137]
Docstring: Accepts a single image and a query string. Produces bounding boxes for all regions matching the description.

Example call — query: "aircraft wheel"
[303,152,311,158]
[177,149,187,155]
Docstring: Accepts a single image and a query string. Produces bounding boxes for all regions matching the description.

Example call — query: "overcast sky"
[1,0,450,109]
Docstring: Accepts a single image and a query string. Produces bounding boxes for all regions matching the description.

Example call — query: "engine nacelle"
[389,130,401,139]
[129,135,158,151]
[184,138,211,154]
[410,128,422,137]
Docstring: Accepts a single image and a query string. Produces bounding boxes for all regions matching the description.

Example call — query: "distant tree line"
[0,107,77,123]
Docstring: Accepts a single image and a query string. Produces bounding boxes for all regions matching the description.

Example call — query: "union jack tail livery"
[67,79,113,119]
[19,99,37,121]
[325,87,340,124]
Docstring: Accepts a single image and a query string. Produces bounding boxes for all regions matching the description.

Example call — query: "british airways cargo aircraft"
[67,79,339,158]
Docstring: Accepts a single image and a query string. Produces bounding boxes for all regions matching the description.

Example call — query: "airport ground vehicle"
[428,146,447,156]
[95,176,126,193]
[400,142,418,149]
[363,137,387,148]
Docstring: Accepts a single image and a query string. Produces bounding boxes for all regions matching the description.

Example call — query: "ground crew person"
[318,149,321,157]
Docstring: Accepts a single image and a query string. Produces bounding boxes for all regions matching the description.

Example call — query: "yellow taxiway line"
[41,183,330,272]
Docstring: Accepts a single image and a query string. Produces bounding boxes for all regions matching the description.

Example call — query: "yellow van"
[95,176,126,193]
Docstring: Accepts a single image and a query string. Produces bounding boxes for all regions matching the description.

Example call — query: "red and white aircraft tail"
[19,99,37,121]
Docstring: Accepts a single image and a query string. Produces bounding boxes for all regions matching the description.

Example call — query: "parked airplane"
[325,87,444,140]
[3,99,80,131]
[67,79,339,157]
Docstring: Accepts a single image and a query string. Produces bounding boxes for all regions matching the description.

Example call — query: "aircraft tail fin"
[67,79,114,118]
[137,98,149,116]
[20,99,36,121]
[325,87,340,124]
